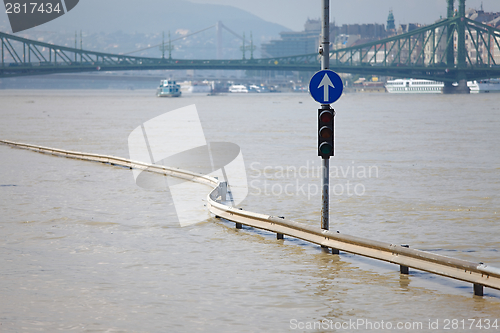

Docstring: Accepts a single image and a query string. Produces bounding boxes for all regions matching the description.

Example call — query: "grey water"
[1,90,500,332]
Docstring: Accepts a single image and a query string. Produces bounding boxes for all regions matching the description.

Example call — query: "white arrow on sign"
[318,73,335,101]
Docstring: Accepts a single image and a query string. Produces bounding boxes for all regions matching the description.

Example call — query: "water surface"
[1,90,499,332]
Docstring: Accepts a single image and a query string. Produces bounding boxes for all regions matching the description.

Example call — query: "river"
[1,90,499,332]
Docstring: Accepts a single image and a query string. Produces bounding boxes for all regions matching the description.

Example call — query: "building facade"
[261,19,322,58]
[261,19,387,58]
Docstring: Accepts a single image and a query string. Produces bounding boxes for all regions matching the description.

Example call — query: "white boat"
[156,80,181,97]
[469,79,500,93]
[385,79,443,94]
[188,82,212,93]
[248,84,261,93]
[228,84,248,93]
[385,78,500,94]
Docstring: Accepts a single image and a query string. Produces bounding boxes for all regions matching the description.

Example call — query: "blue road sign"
[309,70,343,104]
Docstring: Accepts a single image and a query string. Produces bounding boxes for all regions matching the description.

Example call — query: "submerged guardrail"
[2,139,499,296]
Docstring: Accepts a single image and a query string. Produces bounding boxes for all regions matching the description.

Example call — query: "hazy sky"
[189,0,500,31]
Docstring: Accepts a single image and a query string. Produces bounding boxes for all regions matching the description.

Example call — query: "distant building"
[261,19,322,57]
[261,19,387,57]
[424,23,447,65]
[466,7,500,24]
[337,23,386,40]
[334,34,360,48]
[464,8,500,64]
[387,10,395,31]
[397,23,422,34]
[333,23,386,50]
[420,7,500,66]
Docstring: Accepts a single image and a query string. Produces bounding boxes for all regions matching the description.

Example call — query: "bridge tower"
[457,0,467,69]
[443,0,470,94]
[443,0,455,93]
[446,0,454,68]
[216,21,223,59]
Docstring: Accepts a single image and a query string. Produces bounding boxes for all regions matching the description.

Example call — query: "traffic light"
[318,107,335,158]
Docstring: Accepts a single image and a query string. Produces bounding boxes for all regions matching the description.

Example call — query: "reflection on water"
[0,90,499,331]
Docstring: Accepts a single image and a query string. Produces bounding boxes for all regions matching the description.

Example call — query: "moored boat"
[156,80,181,97]
[385,79,443,94]
[228,84,248,93]
[469,79,500,93]
[188,82,212,93]
[385,78,500,94]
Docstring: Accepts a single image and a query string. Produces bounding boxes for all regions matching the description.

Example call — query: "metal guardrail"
[2,139,499,296]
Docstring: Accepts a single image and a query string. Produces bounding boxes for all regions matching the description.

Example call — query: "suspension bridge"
[1,0,500,92]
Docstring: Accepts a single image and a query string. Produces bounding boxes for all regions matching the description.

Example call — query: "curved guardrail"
[2,139,499,296]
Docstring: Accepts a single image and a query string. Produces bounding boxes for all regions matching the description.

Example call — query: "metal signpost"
[309,0,343,248]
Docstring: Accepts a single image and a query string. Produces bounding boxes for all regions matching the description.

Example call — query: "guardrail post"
[277,216,285,239]
[400,244,410,274]
[473,283,484,296]
[235,207,243,228]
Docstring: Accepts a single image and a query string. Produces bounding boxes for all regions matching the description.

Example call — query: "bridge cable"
[219,22,260,51]
[123,25,215,55]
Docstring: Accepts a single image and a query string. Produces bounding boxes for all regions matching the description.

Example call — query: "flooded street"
[1,90,499,332]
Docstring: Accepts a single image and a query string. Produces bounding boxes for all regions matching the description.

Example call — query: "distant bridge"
[1,0,500,92]
[0,30,319,76]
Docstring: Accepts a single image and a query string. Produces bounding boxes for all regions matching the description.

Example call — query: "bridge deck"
[2,14,500,81]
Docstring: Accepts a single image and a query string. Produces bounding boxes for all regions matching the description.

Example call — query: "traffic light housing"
[318,107,334,158]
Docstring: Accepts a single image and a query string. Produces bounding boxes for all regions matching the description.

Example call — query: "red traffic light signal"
[318,108,334,158]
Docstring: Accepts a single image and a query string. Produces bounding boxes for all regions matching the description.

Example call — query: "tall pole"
[80,31,83,63]
[250,32,255,60]
[216,21,223,60]
[321,0,330,232]
[241,32,246,60]
[161,31,165,59]
[168,31,173,59]
[321,0,330,72]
